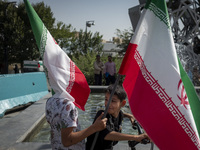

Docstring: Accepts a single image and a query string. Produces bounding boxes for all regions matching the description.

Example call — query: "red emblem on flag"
[177,79,189,109]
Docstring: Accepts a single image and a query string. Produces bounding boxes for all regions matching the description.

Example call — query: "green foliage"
[71,51,96,85]
[51,21,76,49]
[115,28,134,55]
[32,2,55,30]
[0,0,126,85]
[0,1,56,71]
[69,29,103,57]
[71,51,124,85]
[113,28,135,85]
[0,1,24,66]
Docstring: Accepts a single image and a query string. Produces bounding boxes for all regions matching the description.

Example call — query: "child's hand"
[129,116,135,126]
[92,113,107,132]
[123,112,135,125]
[133,133,150,142]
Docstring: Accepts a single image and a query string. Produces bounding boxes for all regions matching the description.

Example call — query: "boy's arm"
[123,112,135,125]
[104,131,149,142]
[61,113,107,147]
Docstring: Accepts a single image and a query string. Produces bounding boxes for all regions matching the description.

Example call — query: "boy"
[86,85,149,150]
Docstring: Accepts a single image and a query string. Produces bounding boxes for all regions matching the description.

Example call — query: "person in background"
[14,64,19,74]
[104,55,116,85]
[94,54,104,85]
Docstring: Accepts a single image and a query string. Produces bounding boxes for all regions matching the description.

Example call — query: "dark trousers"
[94,72,102,85]
[105,75,116,85]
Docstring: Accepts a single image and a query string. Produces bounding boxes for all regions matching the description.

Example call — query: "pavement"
[0,86,159,150]
[0,93,52,150]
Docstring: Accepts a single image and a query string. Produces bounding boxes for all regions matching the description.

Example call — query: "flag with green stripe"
[24,0,90,111]
[119,0,200,149]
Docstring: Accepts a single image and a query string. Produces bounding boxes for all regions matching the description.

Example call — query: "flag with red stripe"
[24,0,90,111]
[119,0,200,149]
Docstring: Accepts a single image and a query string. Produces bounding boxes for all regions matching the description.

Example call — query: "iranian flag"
[119,0,200,149]
[24,0,90,111]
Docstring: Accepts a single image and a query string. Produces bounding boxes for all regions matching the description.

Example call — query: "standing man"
[94,54,104,85]
[104,55,116,85]
[14,64,19,74]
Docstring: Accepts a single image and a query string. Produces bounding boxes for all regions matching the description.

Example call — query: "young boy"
[86,85,149,150]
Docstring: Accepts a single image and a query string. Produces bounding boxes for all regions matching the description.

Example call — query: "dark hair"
[105,85,127,102]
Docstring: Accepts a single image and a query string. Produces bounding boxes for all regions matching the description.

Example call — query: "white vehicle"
[23,60,44,72]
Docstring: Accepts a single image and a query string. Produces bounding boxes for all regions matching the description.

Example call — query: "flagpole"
[151,142,154,150]
[90,74,121,150]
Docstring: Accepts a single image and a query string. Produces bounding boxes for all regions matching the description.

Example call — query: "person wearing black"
[86,85,149,150]
[14,64,19,74]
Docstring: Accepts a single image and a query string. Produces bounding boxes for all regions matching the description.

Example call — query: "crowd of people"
[93,55,116,86]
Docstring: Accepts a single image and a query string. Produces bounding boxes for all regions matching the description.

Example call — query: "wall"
[0,72,48,117]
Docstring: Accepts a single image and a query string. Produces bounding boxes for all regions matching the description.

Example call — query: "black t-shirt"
[86,110,124,150]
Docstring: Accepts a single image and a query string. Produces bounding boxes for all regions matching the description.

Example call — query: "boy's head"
[105,84,127,102]
[104,85,127,117]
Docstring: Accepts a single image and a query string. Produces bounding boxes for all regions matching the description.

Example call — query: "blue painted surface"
[0,72,48,117]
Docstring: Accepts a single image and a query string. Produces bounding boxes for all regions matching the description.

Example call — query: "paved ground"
[0,87,159,150]
[0,93,52,150]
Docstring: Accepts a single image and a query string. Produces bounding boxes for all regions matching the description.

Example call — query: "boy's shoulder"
[96,110,124,118]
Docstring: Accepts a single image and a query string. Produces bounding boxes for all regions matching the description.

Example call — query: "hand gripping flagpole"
[90,74,121,150]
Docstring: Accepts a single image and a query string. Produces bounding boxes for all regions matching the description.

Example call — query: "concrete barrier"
[89,85,108,93]
[0,72,48,117]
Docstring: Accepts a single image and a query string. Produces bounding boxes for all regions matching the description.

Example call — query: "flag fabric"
[24,0,90,111]
[119,0,200,149]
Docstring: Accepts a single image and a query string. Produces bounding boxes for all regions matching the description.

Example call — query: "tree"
[71,51,96,85]
[0,1,20,73]
[69,29,104,58]
[0,1,56,72]
[0,0,104,83]
[51,21,76,50]
[114,28,134,55]
[66,29,104,84]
